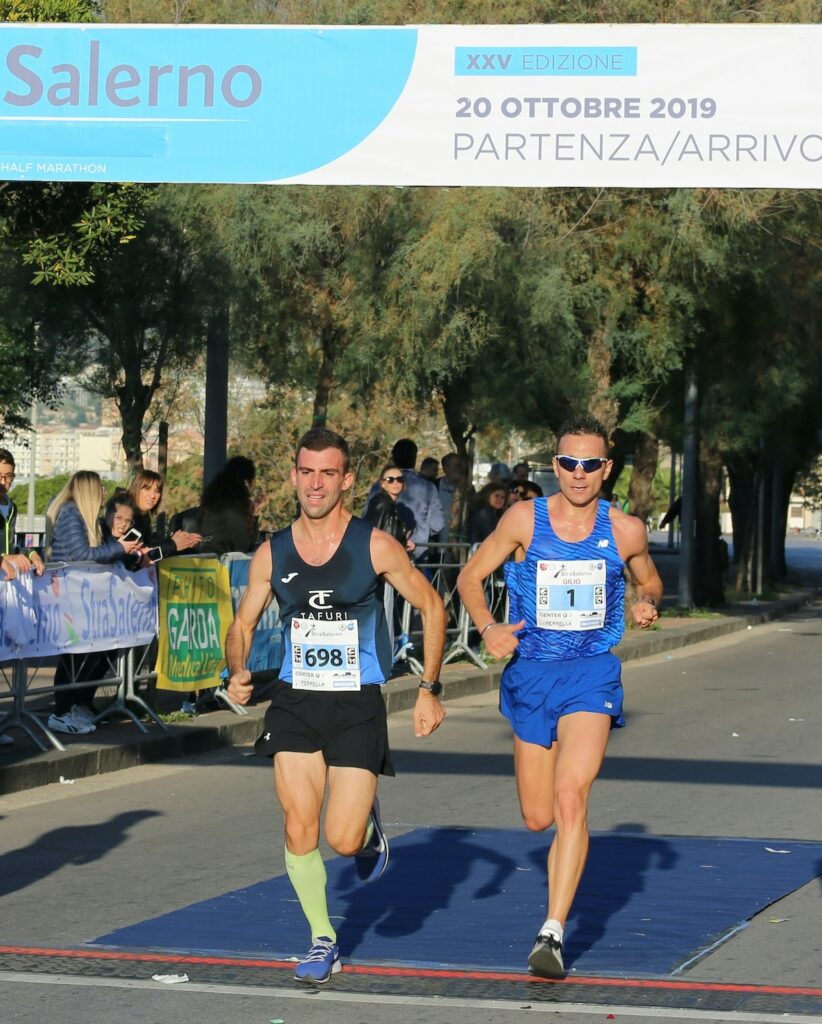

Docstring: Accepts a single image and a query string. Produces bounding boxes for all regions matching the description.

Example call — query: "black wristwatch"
[419,679,443,697]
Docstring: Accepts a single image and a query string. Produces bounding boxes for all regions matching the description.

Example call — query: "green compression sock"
[284,847,336,942]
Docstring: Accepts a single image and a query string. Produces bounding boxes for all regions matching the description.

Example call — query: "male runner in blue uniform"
[457,415,662,978]
[226,428,446,984]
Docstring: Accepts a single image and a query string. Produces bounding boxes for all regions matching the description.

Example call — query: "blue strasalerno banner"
[0,563,157,662]
[0,23,820,187]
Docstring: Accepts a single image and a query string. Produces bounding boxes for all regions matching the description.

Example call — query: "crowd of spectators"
[364,441,544,558]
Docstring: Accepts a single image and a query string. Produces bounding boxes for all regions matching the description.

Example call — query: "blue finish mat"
[95,829,822,976]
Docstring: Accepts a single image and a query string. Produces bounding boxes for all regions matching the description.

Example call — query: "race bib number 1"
[290,617,361,691]
[535,559,607,631]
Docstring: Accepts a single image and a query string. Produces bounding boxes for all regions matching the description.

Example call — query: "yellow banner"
[154,557,233,692]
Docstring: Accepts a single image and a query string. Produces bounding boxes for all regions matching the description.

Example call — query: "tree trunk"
[770,466,794,580]
[728,455,759,593]
[604,427,631,503]
[627,432,659,522]
[116,369,151,475]
[312,327,339,429]
[727,456,755,566]
[586,325,618,434]
[441,381,476,543]
[694,442,725,606]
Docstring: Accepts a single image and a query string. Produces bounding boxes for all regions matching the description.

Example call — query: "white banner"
[0,24,819,187]
[0,563,158,663]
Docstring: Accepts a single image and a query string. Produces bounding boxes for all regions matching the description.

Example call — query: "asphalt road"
[1,601,820,1024]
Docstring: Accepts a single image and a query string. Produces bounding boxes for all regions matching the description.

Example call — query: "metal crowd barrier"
[0,646,166,754]
[0,559,166,752]
[392,541,509,675]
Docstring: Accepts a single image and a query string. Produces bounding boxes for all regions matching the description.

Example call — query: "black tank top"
[270,516,391,686]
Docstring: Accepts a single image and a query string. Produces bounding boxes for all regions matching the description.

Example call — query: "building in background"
[6,425,127,479]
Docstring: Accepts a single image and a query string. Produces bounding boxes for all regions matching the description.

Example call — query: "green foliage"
[0,0,98,20]
[164,454,203,519]
[794,461,822,513]
[8,474,70,515]
[103,0,282,21]
[160,381,445,533]
[0,254,78,438]
[12,184,147,287]
[7,472,128,514]
[217,0,821,25]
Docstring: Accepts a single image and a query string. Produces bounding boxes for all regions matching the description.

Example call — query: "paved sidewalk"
[0,581,815,795]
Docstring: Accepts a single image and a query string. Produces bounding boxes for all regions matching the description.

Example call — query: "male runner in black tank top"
[226,428,446,985]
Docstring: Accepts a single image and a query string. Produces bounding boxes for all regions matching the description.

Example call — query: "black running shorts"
[255,680,395,777]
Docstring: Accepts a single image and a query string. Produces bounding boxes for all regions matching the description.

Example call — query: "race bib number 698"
[290,617,361,690]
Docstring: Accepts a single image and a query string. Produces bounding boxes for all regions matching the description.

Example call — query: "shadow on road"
[0,809,162,897]
[390,748,822,789]
[333,826,517,957]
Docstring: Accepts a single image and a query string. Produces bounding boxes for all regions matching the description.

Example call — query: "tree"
[44,188,216,471]
[217,185,410,428]
[381,188,593,437]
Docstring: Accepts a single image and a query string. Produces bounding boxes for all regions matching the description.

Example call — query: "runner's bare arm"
[611,511,663,628]
[456,502,529,659]
[371,530,447,738]
[225,542,274,704]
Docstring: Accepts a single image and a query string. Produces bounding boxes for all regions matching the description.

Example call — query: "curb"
[0,590,815,796]
[617,590,813,662]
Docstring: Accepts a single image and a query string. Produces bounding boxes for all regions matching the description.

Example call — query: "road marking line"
[1,947,821,998]
[0,971,820,1024]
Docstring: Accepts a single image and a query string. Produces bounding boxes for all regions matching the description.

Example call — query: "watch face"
[421,680,443,696]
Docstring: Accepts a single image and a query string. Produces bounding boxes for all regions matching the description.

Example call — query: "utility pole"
[203,303,229,488]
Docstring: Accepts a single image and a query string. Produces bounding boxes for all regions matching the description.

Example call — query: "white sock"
[540,918,564,942]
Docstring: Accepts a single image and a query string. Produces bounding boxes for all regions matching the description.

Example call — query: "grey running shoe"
[354,797,389,882]
[528,930,564,978]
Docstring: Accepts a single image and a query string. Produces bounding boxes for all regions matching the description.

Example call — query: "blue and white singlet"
[503,497,625,660]
[271,516,391,690]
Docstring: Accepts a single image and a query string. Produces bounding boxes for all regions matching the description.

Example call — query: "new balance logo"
[596,539,609,548]
[281,572,299,583]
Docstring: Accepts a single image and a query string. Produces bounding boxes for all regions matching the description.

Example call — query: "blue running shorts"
[500,651,625,747]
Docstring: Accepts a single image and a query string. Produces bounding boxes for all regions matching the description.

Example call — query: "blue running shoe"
[354,796,389,882]
[294,936,341,984]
